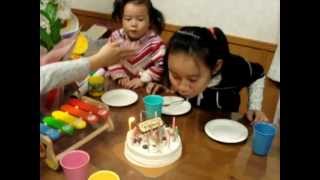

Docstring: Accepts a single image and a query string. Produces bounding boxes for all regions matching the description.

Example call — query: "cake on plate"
[124,117,182,168]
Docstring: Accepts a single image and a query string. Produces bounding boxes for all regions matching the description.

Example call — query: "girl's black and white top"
[188,54,265,112]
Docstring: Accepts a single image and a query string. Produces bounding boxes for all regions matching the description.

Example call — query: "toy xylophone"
[40,97,109,141]
[40,96,113,170]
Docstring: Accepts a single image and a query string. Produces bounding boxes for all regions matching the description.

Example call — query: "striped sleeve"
[108,63,129,80]
[143,43,166,82]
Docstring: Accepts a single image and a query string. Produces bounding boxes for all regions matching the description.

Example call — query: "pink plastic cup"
[59,150,90,180]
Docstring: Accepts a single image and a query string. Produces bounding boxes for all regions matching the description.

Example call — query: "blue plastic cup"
[143,95,163,119]
[252,122,277,156]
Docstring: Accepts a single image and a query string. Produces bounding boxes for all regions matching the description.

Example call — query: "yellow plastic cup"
[88,170,120,180]
[88,75,105,97]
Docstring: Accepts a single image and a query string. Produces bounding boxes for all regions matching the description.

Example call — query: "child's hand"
[146,82,174,94]
[126,78,144,89]
[246,110,269,124]
[117,77,130,87]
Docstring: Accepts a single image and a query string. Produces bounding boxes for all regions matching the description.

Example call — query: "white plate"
[204,119,248,143]
[101,89,138,107]
[162,96,192,116]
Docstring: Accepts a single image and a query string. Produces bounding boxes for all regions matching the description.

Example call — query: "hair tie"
[177,30,200,40]
[208,27,217,40]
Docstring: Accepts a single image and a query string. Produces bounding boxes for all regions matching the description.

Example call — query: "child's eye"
[189,78,198,83]
[123,17,132,21]
[138,18,144,22]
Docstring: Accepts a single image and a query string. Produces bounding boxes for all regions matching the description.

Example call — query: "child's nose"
[177,79,190,93]
[130,19,138,27]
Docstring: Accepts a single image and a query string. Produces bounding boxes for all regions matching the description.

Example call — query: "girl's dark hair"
[112,0,165,34]
[162,26,230,85]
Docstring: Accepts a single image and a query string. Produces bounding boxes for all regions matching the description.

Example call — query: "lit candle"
[172,117,176,128]
[128,117,135,130]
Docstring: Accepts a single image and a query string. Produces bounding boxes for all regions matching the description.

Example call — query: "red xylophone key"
[67,98,109,119]
[60,104,99,126]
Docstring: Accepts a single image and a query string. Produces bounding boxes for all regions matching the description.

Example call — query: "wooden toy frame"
[40,96,114,170]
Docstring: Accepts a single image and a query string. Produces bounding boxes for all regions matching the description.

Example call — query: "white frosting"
[124,127,182,168]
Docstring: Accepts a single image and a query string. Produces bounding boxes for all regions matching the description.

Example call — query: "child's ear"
[211,59,223,75]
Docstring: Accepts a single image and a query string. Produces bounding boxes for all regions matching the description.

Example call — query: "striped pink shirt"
[107,29,166,82]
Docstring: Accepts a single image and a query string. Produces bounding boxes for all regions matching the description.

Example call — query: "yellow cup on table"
[88,170,120,180]
[88,75,105,97]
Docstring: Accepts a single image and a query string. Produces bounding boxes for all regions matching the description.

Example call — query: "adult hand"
[89,41,137,71]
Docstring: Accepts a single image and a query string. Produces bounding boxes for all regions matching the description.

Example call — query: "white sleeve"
[248,76,265,111]
[40,58,90,95]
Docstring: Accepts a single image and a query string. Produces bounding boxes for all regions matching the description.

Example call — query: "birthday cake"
[124,117,182,168]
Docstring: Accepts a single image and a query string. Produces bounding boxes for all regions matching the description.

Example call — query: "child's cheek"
[169,76,179,91]
[187,84,196,95]
[188,84,195,91]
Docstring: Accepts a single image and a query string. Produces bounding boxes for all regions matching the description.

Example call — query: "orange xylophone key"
[60,104,99,126]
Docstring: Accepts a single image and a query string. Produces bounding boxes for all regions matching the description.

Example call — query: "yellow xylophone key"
[52,111,87,129]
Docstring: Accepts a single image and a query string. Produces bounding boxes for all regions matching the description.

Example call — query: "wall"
[71,0,280,43]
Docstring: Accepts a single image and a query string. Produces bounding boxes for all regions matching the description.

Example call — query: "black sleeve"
[221,55,264,87]
[247,62,265,86]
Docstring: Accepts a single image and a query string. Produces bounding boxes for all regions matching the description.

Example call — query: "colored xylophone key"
[51,111,86,129]
[42,116,75,135]
[67,98,108,119]
[40,123,61,141]
[60,104,99,126]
